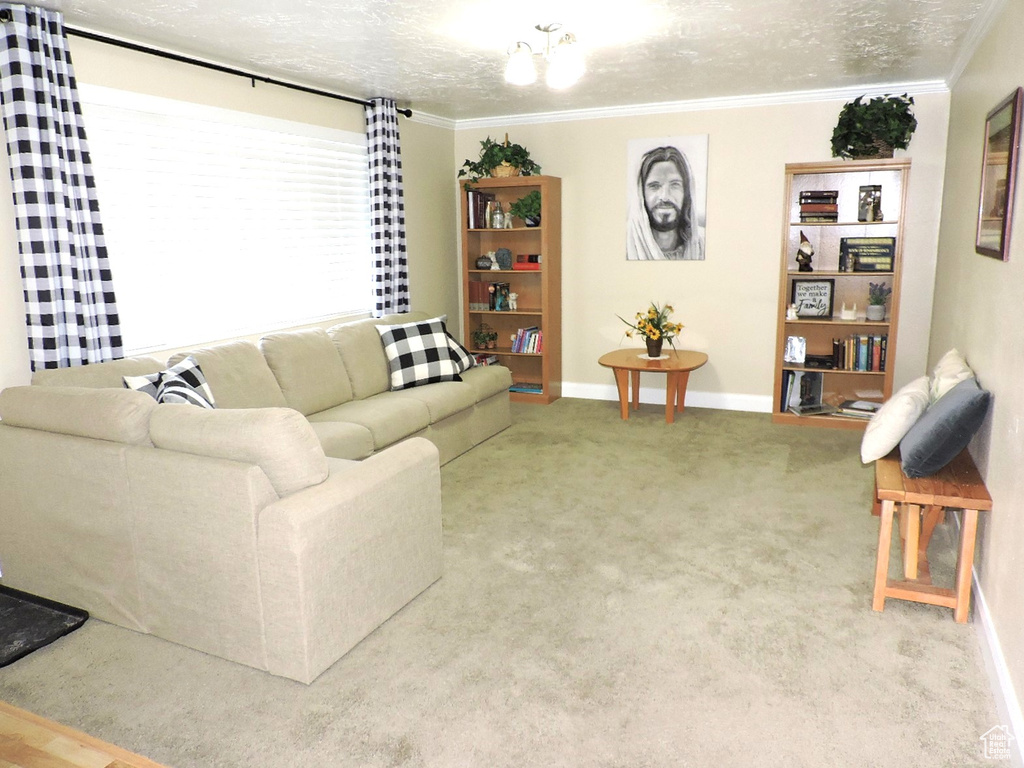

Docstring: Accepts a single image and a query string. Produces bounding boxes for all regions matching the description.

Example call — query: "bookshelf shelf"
[461,175,561,404]
[773,159,910,429]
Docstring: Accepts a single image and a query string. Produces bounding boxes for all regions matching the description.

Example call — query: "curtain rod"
[65,25,413,118]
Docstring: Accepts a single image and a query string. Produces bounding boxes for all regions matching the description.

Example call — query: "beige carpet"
[0,399,1001,766]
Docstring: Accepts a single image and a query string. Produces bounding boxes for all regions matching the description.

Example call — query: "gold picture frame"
[976,87,1023,260]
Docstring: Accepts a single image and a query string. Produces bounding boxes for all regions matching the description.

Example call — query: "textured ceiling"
[41,0,992,121]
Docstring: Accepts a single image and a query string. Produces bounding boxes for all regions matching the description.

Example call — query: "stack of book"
[832,334,888,371]
[509,382,543,394]
[513,254,542,270]
[837,400,881,419]
[798,190,839,222]
[473,353,499,366]
[511,326,542,353]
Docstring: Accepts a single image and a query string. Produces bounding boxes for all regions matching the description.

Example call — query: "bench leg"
[954,508,980,624]
[873,499,896,612]
[900,504,921,580]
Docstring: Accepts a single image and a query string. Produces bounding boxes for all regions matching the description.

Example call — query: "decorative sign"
[790,279,835,318]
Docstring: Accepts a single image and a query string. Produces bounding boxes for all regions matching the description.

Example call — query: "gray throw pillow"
[900,377,990,478]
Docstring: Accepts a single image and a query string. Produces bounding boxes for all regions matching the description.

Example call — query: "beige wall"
[455,92,950,408]
[0,37,455,390]
[934,0,1024,738]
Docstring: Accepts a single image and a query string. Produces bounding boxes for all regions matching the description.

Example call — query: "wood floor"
[0,701,168,768]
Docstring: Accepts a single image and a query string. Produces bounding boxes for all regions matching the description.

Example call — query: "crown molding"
[407,110,456,130]
[947,0,1007,88]
[452,80,950,130]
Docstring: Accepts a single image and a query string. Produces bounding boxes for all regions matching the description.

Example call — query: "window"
[79,85,372,354]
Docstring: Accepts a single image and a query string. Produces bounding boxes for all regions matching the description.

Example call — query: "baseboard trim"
[560,382,773,415]
[973,563,1024,767]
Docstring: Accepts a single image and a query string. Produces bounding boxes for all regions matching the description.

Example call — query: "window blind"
[79,84,372,354]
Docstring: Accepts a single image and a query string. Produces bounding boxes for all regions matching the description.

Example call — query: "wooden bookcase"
[460,175,561,403]
[772,159,910,430]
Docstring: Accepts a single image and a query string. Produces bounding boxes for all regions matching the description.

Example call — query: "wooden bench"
[872,448,992,623]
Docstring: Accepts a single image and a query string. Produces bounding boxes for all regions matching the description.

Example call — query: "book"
[799,190,839,202]
[789,402,838,417]
[512,262,540,270]
[840,237,896,272]
[799,203,839,213]
[838,399,881,417]
[509,382,543,394]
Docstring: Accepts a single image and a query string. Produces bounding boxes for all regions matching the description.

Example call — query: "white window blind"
[79,85,372,354]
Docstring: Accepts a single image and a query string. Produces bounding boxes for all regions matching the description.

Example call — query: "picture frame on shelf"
[790,278,835,318]
[976,87,1023,261]
[784,335,807,364]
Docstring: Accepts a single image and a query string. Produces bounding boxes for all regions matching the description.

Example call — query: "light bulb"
[505,42,536,86]
[545,33,584,89]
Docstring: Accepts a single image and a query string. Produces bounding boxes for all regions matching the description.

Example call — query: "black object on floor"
[0,585,88,667]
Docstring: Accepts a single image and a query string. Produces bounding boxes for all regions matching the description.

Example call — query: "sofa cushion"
[860,376,930,464]
[260,329,353,416]
[900,377,991,478]
[306,420,375,460]
[328,312,431,399]
[929,348,974,402]
[124,356,216,409]
[460,364,514,402]
[149,405,328,497]
[169,341,288,410]
[376,317,463,390]
[32,356,165,389]
[0,386,156,446]
[308,395,430,450]
[387,380,477,423]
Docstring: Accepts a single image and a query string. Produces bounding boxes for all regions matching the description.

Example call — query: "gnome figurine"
[796,231,814,272]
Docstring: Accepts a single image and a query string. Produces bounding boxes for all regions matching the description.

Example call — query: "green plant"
[458,135,542,184]
[508,190,542,222]
[471,325,498,348]
[868,282,892,305]
[831,94,917,159]
[617,302,684,346]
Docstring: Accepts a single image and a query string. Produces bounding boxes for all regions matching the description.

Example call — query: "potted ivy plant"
[831,94,917,160]
[471,325,498,350]
[508,190,542,227]
[458,134,541,184]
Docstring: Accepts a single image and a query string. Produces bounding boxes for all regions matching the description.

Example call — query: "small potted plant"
[458,134,541,185]
[617,301,684,358]
[471,324,498,350]
[866,282,892,321]
[831,94,917,159]
[508,190,542,227]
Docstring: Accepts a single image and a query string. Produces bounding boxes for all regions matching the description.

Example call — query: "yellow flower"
[648,328,660,340]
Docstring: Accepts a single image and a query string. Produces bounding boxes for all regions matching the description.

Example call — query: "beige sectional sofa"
[0,312,512,683]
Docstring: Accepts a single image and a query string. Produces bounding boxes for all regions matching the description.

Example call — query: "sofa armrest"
[257,436,443,683]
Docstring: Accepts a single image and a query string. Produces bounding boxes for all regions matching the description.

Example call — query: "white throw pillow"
[929,348,974,402]
[860,376,931,463]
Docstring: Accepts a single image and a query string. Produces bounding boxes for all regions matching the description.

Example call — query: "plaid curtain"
[0,3,121,370]
[364,97,409,317]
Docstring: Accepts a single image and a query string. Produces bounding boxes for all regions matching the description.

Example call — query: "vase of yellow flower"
[618,302,683,358]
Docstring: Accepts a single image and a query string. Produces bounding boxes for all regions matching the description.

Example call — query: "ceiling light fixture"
[504,23,585,90]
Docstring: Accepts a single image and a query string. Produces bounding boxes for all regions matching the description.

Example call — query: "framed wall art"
[976,87,1023,260]
[790,278,835,318]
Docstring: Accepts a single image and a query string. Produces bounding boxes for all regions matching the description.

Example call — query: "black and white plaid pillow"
[446,332,475,374]
[376,317,465,390]
[123,356,216,408]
